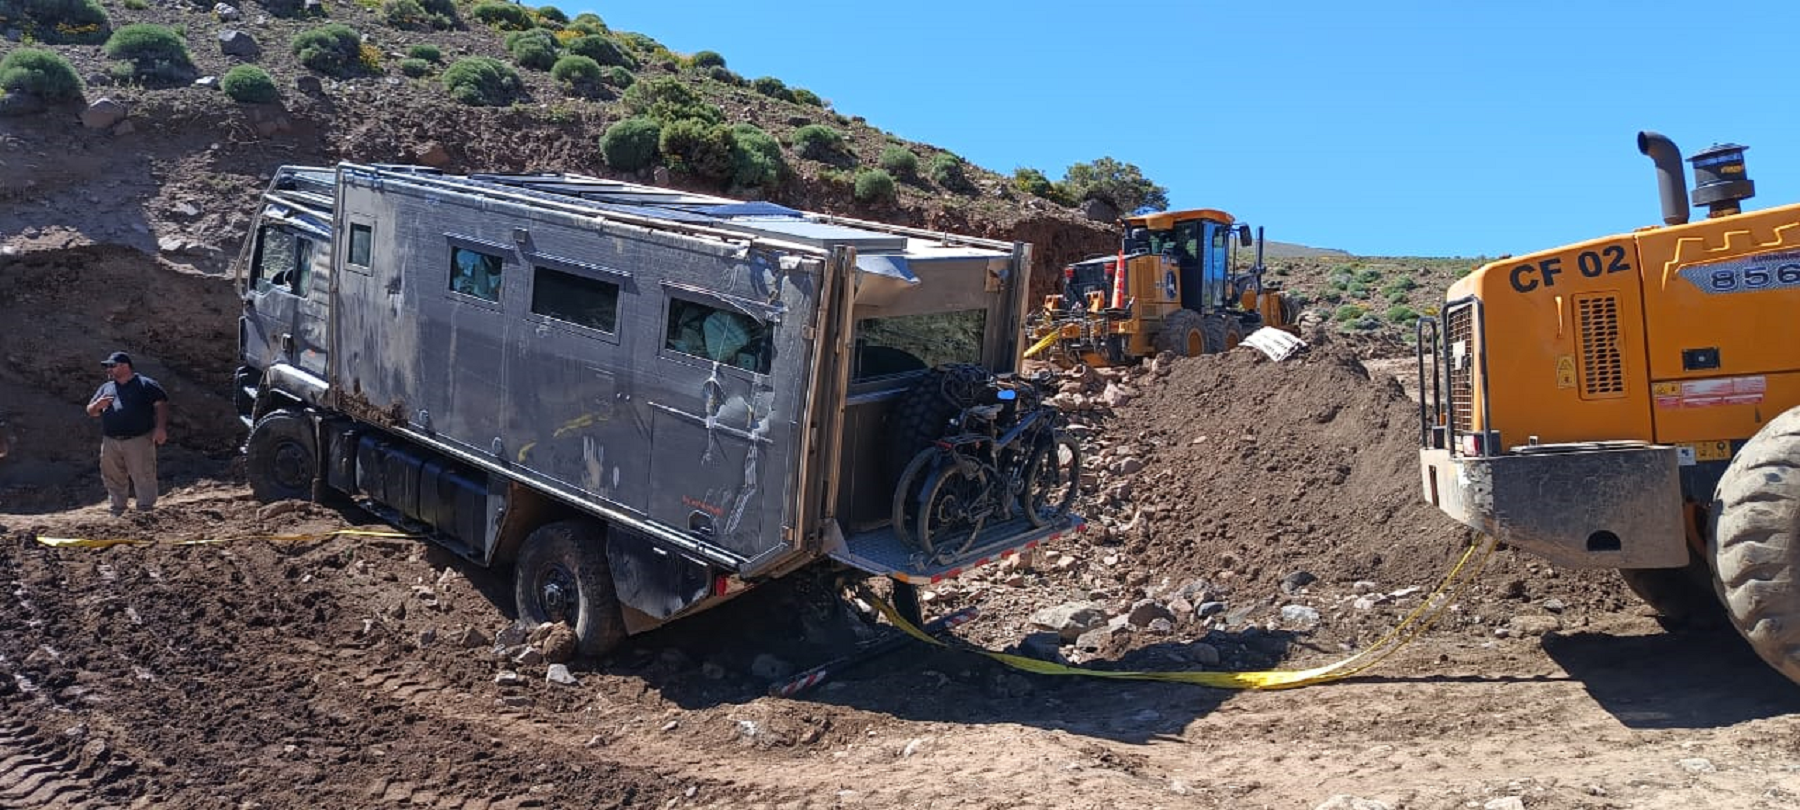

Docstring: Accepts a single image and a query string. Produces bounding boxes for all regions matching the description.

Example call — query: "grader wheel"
[1154,309,1206,357]
[1202,313,1242,354]
[1709,405,1800,685]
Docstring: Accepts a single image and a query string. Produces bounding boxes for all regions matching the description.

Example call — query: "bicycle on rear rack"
[890,369,1082,565]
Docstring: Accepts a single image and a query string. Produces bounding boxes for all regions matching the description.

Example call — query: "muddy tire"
[1617,552,1726,628]
[1202,313,1243,354]
[1023,432,1081,527]
[1153,308,1206,357]
[245,409,316,503]
[884,363,990,483]
[514,520,626,658]
[1709,406,1800,685]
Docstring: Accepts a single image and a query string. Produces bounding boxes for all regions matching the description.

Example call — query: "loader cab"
[1125,209,1239,313]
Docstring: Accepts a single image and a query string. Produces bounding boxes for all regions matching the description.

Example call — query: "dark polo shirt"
[94,375,169,439]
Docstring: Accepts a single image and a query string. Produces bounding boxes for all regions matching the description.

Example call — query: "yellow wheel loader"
[1024,209,1297,368]
[1417,131,1800,686]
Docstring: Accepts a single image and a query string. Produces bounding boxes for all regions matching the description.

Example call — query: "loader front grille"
[1577,294,1624,397]
[1444,304,1475,433]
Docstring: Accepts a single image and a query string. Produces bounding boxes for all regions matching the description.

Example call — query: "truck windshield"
[852,309,987,381]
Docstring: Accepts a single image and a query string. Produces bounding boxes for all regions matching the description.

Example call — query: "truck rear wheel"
[246,409,315,503]
[1709,406,1800,685]
[1153,309,1206,357]
[1203,313,1243,354]
[514,520,626,658]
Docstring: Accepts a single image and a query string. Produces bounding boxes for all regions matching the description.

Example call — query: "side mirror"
[1237,225,1254,247]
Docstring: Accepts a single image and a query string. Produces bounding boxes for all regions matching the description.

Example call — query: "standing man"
[86,351,169,515]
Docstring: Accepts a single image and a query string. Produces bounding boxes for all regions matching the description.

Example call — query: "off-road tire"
[514,520,627,658]
[1617,551,1726,629]
[891,446,940,551]
[1023,432,1081,527]
[1202,313,1243,354]
[1153,308,1206,357]
[884,363,990,484]
[245,409,316,503]
[1709,405,1800,685]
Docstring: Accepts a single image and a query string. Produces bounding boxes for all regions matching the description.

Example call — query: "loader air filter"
[1689,142,1754,218]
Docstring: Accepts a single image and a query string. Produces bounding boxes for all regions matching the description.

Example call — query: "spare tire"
[884,363,991,485]
[1709,405,1800,685]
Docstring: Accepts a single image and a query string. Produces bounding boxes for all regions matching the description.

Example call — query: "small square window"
[532,266,619,333]
[665,297,771,374]
[348,223,373,267]
[450,245,503,302]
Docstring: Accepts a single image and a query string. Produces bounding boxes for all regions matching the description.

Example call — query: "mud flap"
[1420,444,1686,569]
[605,528,713,620]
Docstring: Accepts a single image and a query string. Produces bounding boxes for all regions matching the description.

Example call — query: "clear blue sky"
[583,1,1798,258]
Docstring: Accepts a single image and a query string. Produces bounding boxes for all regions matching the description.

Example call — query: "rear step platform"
[831,516,1085,585]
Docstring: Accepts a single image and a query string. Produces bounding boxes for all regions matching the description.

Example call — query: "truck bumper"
[1418,444,1687,569]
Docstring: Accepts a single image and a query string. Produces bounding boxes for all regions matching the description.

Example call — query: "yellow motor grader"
[1024,208,1297,368]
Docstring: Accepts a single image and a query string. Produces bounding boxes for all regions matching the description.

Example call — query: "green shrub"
[729,124,782,189]
[599,115,661,171]
[415,0,458,28]
[706,65,743,86]
[440,55,523,106]
[469,1,533,30]
[1334,304,1367,322]
[220,64,278,103]
[102,23,193,83]
[290,24,364,78]
[600,65,634,89]
[659,119,734,183]
[407,43,441,62]
[124,0,147,8]
[622,76,721,124]
[878,146,918,179]
[1011,167,1060,200]
[381,0,431,29]
[617,32,661,52]
[0,48,83,101]
[689,50,725,69]
[927,153,968,190]
[1386,304,1420,324]
[505,28,560,70]
[750,75,794,102]
[567,13,605,36]
[791,124,841,160]
[550,54,602,94]
[791,87,822,107]
[9,0,111,44]
[567,35,634,68]
[854,169,896,203]
[535,5,568,24]
[399,57,433,77]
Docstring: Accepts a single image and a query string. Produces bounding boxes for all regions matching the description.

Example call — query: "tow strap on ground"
[33,528,418,549]
[857,535,1496,690]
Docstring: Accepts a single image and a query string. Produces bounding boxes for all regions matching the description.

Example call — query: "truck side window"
[664,297,771,375]
[450,245,503,302]
[531,265,619,333]
[253,226,297,294]
[347,223,373,268]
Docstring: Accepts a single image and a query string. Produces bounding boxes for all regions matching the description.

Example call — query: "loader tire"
[885,363,990,484]
[1153,309,1207,357]
[1709,405,1800,686]
[1202,313,1243,354]
[1617,552,1726,629]
[246,409,316,503]
[514,520,626,659]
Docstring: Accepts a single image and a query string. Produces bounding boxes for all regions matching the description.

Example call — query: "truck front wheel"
[246,410,316,503]
[1710,405,1800,685]
[514,520,627,658]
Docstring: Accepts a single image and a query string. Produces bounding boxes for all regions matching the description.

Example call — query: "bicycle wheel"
[891,446,940,551]
[917,461,989,559]
[1023,431,1081,527]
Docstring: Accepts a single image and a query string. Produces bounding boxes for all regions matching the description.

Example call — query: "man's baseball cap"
[102,351,133,367]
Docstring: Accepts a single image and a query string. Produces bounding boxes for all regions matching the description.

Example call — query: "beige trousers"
[101,434,158,513]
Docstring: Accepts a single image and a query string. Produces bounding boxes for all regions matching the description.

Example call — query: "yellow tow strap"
[34,528,419,549]
[865,535,1496,689]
